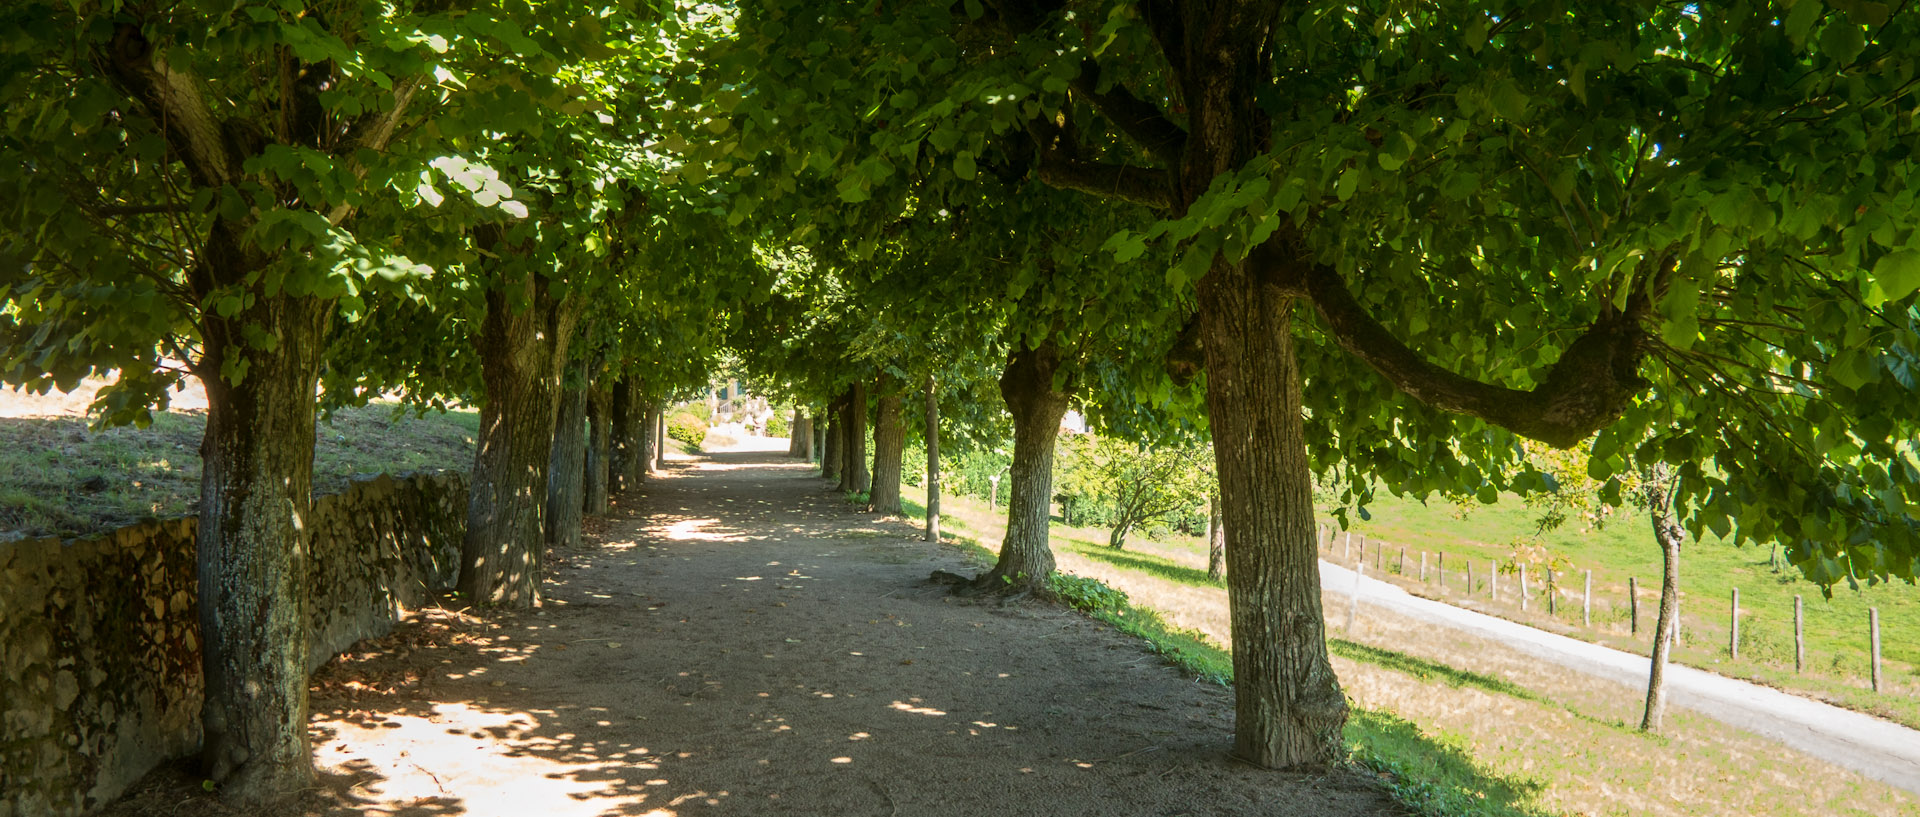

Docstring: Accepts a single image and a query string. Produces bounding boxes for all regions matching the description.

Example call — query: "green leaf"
[1335,167,1361,201]
[1820,21,1867,65]
[953,150,976,180]
[1871,249,1920,302]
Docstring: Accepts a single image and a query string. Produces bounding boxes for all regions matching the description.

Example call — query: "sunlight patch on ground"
[661,518,741,542]
[314,702,668,816]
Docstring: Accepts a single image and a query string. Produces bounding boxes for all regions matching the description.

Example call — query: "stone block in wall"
[2,470,468,817]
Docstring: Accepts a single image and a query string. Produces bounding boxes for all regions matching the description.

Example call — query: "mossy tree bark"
[585,382,611,515]
[870,377,904,514]
[457,240,580,608]
[979,340,1071,592]
[194,271,329,802]
[924,376,941,543]
[546,359,588,550]
[608,378,648,493]
[822,391,845,483]
[1199,263,1346,768]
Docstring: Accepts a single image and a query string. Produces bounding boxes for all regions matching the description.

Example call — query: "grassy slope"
[0,403,479,539]
[1314,492,1917,726]
[899,484,1915,817]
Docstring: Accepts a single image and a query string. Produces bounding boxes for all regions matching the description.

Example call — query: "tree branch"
[100,24,235,188]
[1035,152,1173,209]
[1296,261,1651,449]
[326,75,425,225]
[1071,58,1185,165]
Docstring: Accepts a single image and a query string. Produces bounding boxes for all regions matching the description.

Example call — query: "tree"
[0,0,547,798]
[723,0,1920,769]
[1059,434,1209,548]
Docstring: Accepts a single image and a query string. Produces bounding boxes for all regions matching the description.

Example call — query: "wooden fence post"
[1375,541,1383,572]
[1871,608,1883,693]
[1519,564,1529,612]
[1398,547,1407,575]
[1730,588,1740,660]
[1438,552,1447,590]
[1420,552,1428,582]
[1344,530,1353,561]
[1629,577,1639,635]
[1794,595,1804,673]
[1547,568,1557,616]
[1583,570,1593,627]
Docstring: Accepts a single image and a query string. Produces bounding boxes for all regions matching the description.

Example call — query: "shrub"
[667,412,708,449]
[766,408,791,438]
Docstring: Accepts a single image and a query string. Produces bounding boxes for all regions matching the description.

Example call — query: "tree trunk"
[979,341,1070,591]
[653,407,666,470]
[925,376,941,543]
[546,361,588,551]
[811,410,825,462]
[1207,494,1226,581]
[822,392,844,483]
[458,255,578,607]
[643,404,662,475]
[1109,522,1131,550]
[609,378,647,492]
[1642,467,1684,732]
[870,379,904,514]
[788,409,807,456]
[1200,266,1347,768]
[194,283,329,802]
[847,379,871,493]
[585,383,611,515]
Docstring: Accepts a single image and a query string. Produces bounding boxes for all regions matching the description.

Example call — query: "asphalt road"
[1320,560,1920,795]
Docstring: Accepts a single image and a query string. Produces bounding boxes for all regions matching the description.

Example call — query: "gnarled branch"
[1035,152,1174,209]
[1071,59,1186,165]
[1297,261,1650,448]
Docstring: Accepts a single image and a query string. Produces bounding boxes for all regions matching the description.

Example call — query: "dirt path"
[114,442,1402,816]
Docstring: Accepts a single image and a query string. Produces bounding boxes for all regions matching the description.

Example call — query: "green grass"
[910,495,1556,817]
[1,402,479,539]
[1311,491,1919,726]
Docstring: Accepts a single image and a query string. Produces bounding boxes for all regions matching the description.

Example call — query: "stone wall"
[0,471,467,817]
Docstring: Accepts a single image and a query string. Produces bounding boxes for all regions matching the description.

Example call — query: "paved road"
[1322,560,1920,794]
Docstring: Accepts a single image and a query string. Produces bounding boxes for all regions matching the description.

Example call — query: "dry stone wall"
[1,470,467,817]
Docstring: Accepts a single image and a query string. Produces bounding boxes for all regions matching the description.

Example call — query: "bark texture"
[1199,270,1346,768]
[924,377,941,543]
[980,341,1071,591]
[870,379,905,515]
[194,287,328,802]
[653,408,666,470]
[457,249,579,608]
[1642,469,1684,732]
[822,392,845,483]
[585,383,611,515]
[649,405,667,475]
[609,378,644,493]
[1207,494,1226,581]
[546,366,588,551]
[788,410,807,457]
[847,379,871,493]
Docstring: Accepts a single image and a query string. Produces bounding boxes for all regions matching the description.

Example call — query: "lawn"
[900,484,1917,817]
[0,397,479,540]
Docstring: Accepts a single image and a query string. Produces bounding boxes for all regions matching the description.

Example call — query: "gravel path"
[1322,560,1920,794]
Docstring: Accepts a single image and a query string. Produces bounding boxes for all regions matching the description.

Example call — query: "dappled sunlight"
[661,517,740,542]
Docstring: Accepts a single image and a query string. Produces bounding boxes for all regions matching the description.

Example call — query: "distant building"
[1060,409,1088,435]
